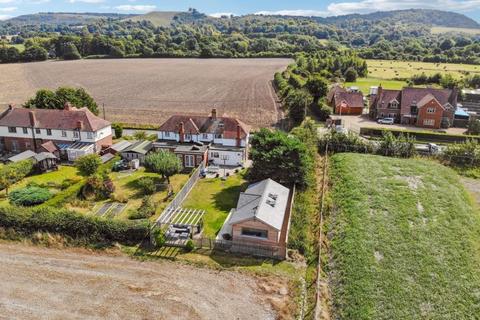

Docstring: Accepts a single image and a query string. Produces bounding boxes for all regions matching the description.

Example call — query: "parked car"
[377,118,395,125]
[112,160,130,172]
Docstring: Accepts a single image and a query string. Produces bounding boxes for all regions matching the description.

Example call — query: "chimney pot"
[29,111,36,127]
[236,124,241,147]
[64,102,72,111]
[179,122,185,143]
[211,108,217,120]
[8,104,13,110]
[77,120,83,130]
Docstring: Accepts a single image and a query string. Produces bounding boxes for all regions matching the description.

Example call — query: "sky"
[1,0,480,21]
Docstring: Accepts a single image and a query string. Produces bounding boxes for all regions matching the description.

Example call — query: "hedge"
[0,206,149,245]
[360,127,480,143]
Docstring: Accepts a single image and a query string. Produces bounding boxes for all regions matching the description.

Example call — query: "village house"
[0,104,112,161]
[370,86,458,129]
[327,86,365,115]
[154,108,249,168]
[217,178,294,260]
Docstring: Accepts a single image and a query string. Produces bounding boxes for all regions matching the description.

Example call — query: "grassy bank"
[329,153,480,319]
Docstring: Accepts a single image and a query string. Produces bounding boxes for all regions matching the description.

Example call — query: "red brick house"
[328,86,365,115]
[0,104,112,159]
[370,86,457,128]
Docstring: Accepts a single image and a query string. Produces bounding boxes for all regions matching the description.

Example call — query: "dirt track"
[0,58,290,128]
[0,242,276,320]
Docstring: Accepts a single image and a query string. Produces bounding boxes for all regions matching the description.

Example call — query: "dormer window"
[389,101,398,109]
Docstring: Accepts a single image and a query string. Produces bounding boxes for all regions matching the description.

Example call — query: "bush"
[81,174,115,200]
[75,154,102,177]
[377,132,416,158]
[112,123,123,138]
[442,139,480,167]
[9,186,52,206]
[128,196,156,219]
[185,239,194,252]
[0,206,149,245]
[315,101,333,121]
[137,177,156,195]
[319,130,374,153]
[152,228,165,247]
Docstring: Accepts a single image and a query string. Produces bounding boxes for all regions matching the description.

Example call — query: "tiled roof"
[334,91,364,109]
[40,141,58,153]
[0,106,110,132]
[400,87,457,115]
[159,113,249,139]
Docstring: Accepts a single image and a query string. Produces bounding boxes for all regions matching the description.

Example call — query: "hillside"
[318,9,480,29]
[329,153,480,318]
[0,12,132,26]
[124,11,180,27]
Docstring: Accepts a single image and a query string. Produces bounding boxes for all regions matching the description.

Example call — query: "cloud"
[209,12,235,18]
[0,14,10,20]
[68,0,105,3]
[0,0,14,3]
[0,6,16,12]
[115,4,156,12]
[257,0,480,17]
[255,9,328,17]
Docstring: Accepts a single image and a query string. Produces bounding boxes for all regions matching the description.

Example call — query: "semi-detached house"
[0,104,112,161]
[154,109,249,168]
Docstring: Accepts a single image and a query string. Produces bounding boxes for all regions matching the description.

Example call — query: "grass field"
[345,77,407,94]
[329,153,480,319]
[125,11,179,26]
[182,173,247,237]
[366,59,480,80]
[431,26,480,35]
[0,58,290,128]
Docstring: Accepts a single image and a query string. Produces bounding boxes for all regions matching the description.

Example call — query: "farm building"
[327,86,365,115]
[120,140,153,164]
[218,178,294,260]
[156,108,249,167]
[370,86,458,129]
[0,103,112,156]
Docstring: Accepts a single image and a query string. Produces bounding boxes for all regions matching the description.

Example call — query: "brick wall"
[417,100,444,129]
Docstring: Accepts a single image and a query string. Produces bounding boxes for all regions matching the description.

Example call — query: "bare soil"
[0,242,278,320]
[0,58,290,128]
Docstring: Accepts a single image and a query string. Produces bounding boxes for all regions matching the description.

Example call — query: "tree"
[344,67,358,82]
[63,43,81,60]
[75,154,102,177]
[21,45,48,62]
[112,123,123,138]
[144,151,182,191]
[248,129,312,188]
[285,89,313,124]
[24,87,99,115]
[467,118,480,135]
[306,75,329,100]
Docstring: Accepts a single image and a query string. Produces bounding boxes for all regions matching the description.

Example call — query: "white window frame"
[185,155,195,167]
[427,107,436,113]
[22,127,28,134]
[46,129,52,136]
[61,130,67,137]
[211,152,219,158]
[8,127,17,133]
[423,119,435,126]
[164,132,170,137]
[202,133,209,139]
[73,131,80,139]
[215,133,222,139]
[35,128,41,134]
[87,132,93,139]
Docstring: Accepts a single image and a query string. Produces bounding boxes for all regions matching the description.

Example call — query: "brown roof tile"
[0,107,110,132]
[334,91,364,109]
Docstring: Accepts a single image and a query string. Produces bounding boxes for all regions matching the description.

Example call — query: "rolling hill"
[123,11,180,27]
[0,12,133,26]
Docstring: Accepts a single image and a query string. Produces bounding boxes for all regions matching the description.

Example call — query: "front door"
[185,155,195,167]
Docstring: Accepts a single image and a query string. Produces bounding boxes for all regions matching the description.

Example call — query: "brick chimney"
[211,108,217,120]
[236,124,242,147]
[77,120,83,130]
[28,111,36,127]
[64,102,73,111]
[179,122,185,143]
[8,104,13,111]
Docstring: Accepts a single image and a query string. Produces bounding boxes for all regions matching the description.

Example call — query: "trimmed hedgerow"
[9,186,52,206]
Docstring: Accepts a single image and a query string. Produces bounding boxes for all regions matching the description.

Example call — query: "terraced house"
[0,103,112,160]
[370,86,458,129]
[154,109,249,168]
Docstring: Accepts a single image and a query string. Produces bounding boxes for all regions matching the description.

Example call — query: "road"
[0,242,276,320]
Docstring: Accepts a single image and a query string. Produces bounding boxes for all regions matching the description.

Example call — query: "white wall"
[0,125,111,143]
[209,149,246,166]
[158,130,248,147]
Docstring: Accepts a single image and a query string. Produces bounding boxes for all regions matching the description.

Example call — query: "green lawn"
[182,172,248,237]
[109,168,189,220]
[0,166,81,205]
[366,59,480,80]
[329,153,480,319]
[345,77,407,95]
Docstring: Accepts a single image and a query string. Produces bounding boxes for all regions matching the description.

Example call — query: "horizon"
[1,0,480,22]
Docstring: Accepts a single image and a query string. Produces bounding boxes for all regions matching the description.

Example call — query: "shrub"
[319,130,374,153]
[137,177,156,195]
[377,132,416,158]
[9,186,52,206]
[75,154,102,177]
[314,101,333,121]
[129,196,156,219]
[0,206,149,245]
[152,228,165,247]
[112,123,123,138]
[185,239,194,252]
[81,174,115,200]
[442,139,480,167]
[0,160,34,195]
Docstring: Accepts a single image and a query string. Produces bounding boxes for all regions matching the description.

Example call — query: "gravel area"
[0,242,276,320]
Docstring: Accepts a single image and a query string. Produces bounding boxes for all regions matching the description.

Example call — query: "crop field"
[329,153,480,319]
[345,77,407,95]
[431,26,480,35]
[0,58,291,128]
[366,59,480,79]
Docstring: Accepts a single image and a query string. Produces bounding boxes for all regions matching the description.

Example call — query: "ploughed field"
[0,58,291,128]
[329,153,480,319]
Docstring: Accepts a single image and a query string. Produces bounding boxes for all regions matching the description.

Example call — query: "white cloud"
[68,0,105,3]
[115,4,156,12]
[0,14,10,20]
[0,0,14,3]
[257,0,480,17]
[209,12,235,18]
[0,6,16,12]
[256,9,328,17]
